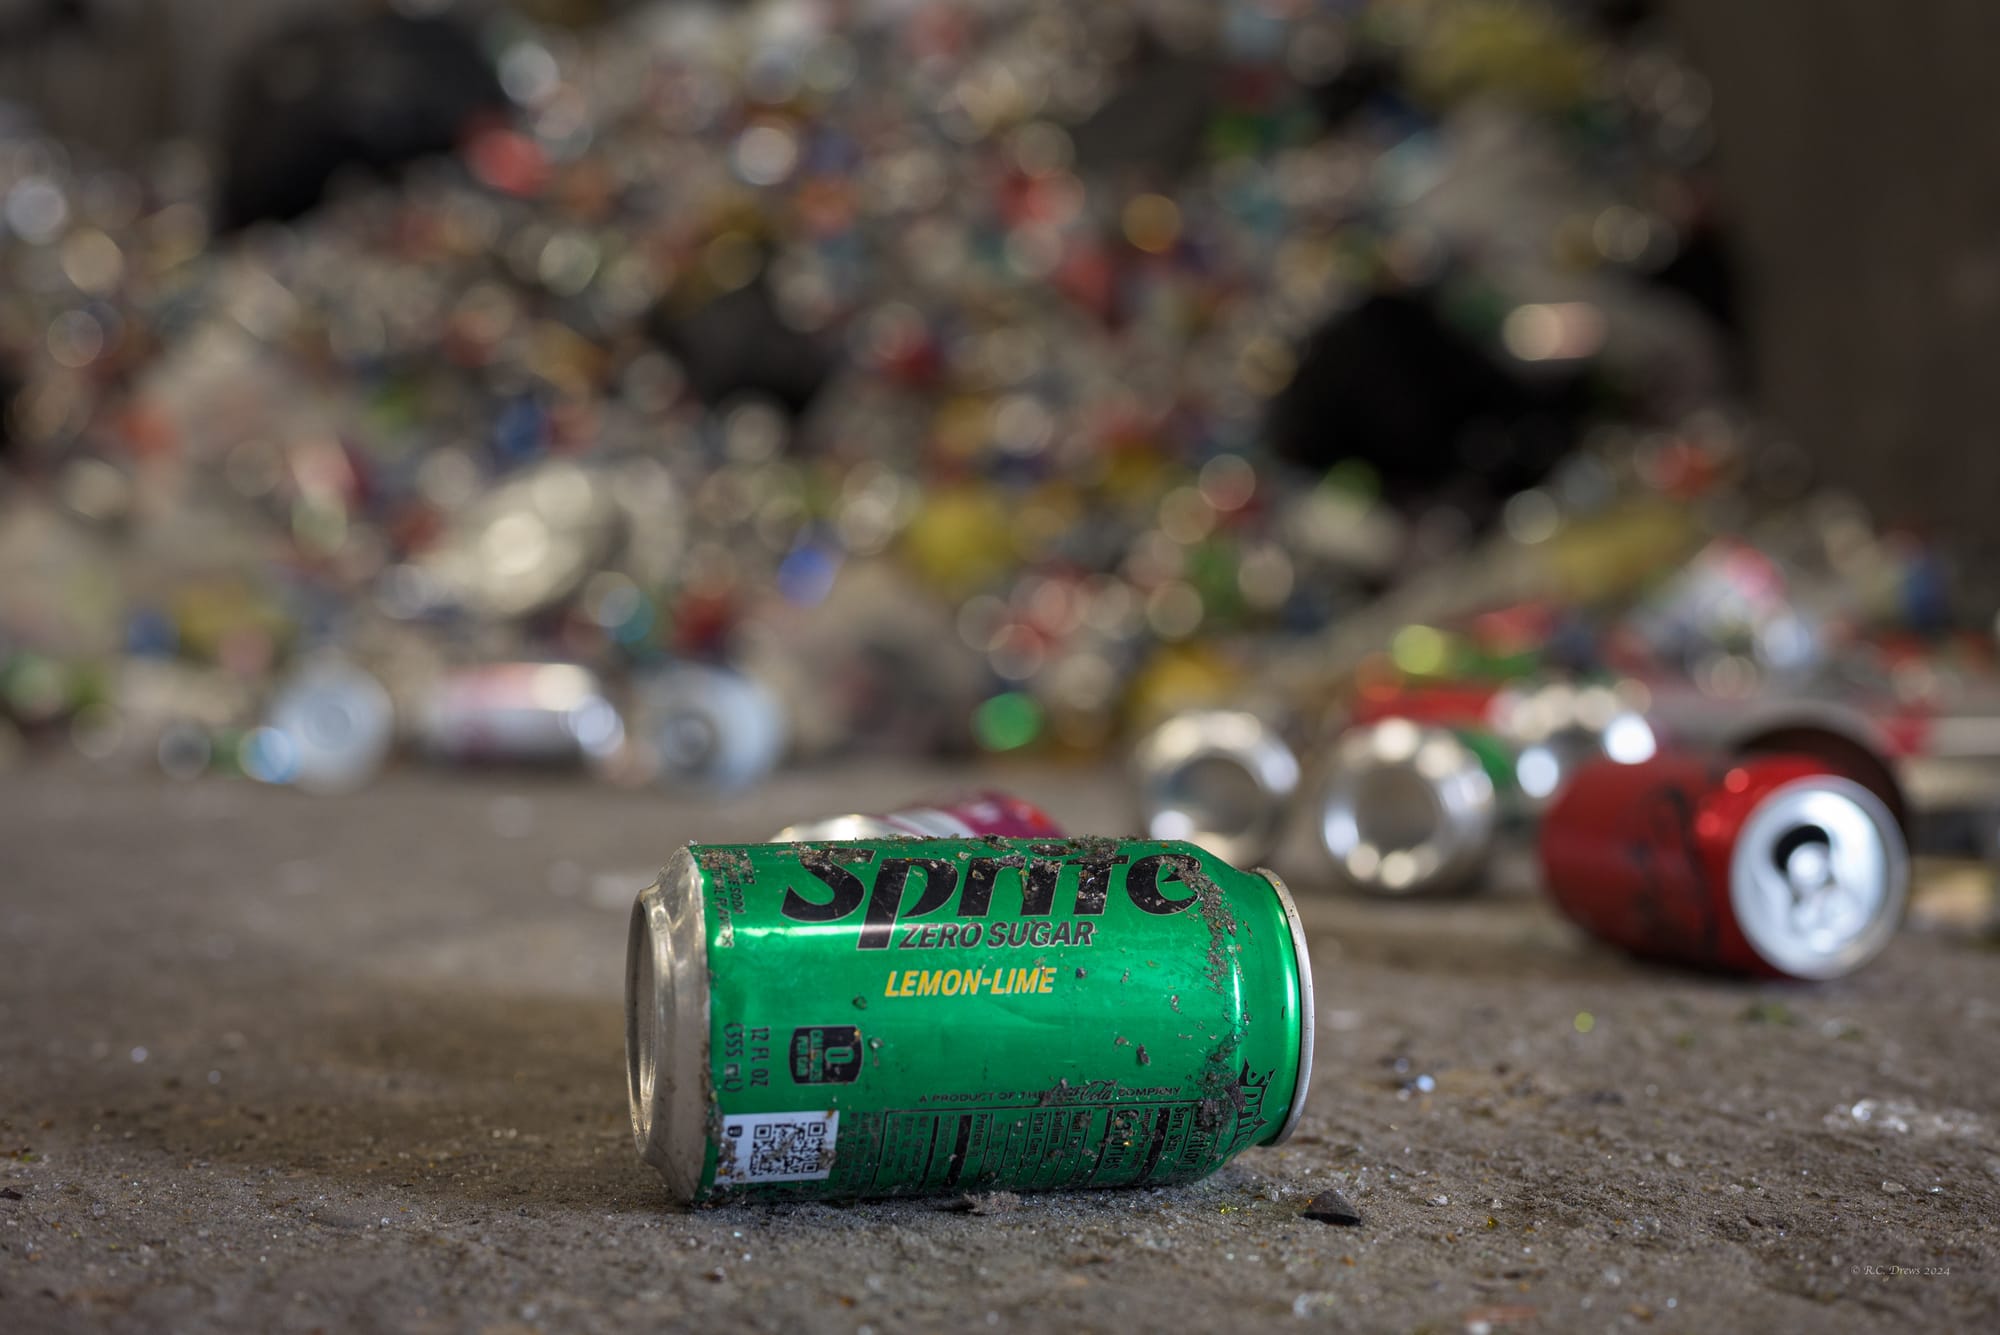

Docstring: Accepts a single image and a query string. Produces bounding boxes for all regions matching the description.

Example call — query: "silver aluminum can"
[416,662,625,766]
[261,658,396,794]
[1309,718,1497,896]
[421,461,622,621]
[1131,709,1300,867]
[636,664,786,793]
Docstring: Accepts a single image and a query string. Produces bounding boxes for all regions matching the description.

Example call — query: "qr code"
[717,1111,839,1184]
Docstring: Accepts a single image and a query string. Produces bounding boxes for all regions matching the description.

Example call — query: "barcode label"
[716,1111,839,1184]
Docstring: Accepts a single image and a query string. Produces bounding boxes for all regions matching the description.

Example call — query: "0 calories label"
[715,1111,840,1184]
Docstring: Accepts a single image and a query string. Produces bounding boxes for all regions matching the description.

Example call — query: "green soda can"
[626,836,1315,1204]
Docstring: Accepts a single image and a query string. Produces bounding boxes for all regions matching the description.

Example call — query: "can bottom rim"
[626,848,712,1202]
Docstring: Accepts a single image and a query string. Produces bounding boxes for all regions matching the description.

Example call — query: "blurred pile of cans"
[1133,687,1935,979]
[1,0,1995,844]
[1130,490,2000,976]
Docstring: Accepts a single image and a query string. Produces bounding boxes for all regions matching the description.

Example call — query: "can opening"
[1770,823,1831,889]
[1160,755,1270,842]
[1317,721,1495,895]
[657,710,720,771]
[1134,711,1298,866]
[1352,765,1444,853]
[305,696,358,747]
[1729,777,1908,980]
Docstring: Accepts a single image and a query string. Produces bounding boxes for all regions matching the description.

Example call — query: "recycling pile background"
[0,0,1992,825]
[7,7,2000,1326]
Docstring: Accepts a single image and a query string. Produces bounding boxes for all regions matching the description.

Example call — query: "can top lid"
[1315,718,1496,895]
[1258,868,1316,1146]
[626,849,712,1202]
[1132,710,1300,868]
[1729,775,1909,980]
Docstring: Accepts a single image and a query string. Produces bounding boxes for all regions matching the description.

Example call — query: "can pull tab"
[1780,835,1832,898]
[1775,823,1873,942]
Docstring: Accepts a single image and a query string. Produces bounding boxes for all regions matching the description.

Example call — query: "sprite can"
[626,836,1315,1203]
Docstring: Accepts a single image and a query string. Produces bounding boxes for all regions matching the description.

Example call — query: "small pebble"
[1302,1187,1362,1226]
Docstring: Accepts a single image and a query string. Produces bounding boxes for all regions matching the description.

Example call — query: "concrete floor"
[3,760,1997,1333]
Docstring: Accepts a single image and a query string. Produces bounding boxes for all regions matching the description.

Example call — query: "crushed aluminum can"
[419,461,623,621]
[1309,718,1498,897]
[1539,752,1909,979]
[635,663,786,793]
[771,791,1063,843]
[1131,710,1300,868]
[1626,536,1825,677]
[626,836,1313,1203]
[415,662,624,767]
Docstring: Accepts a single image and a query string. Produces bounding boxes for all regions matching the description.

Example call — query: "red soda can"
[1539,752,1909,979]
[771,791,1063,842]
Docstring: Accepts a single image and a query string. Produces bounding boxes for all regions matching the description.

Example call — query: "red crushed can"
[1539,753,1909,979]
[771,791,1063,842]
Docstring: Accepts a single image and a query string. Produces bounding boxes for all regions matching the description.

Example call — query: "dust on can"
[627,837,1314,1203]
[771,792,1063,842]
[1539,752,1910,979]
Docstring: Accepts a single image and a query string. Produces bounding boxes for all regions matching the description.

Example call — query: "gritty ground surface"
[3,761,1998,1334]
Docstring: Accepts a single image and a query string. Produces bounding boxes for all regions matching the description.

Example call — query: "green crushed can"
[626,836,1315,1203]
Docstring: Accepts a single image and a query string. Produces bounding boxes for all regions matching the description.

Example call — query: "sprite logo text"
[780,849,1203,950]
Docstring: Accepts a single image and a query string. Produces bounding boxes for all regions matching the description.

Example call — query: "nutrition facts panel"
[802,1100,1246,1196]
